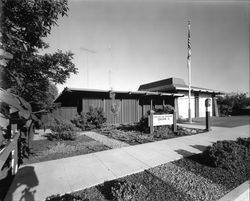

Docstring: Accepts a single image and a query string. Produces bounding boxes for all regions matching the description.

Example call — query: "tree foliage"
[217,93,250,116]
[1,0,77,111]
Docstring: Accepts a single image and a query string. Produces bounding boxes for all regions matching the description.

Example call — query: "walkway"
[4,125,249,201]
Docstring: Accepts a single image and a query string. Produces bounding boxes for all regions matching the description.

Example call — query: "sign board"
[149,114,173,126]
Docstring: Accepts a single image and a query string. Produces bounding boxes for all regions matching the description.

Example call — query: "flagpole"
[187,20,192,123]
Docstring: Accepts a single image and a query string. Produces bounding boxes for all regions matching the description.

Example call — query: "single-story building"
[138,77,222,118]
[54,87,183,124]
[52,77,222,124]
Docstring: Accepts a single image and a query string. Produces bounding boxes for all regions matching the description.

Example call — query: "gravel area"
[45,150,249,201]
[148,163,227,201]
[81,131,130,148]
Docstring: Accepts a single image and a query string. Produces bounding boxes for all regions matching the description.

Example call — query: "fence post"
[11,136,18,175]
[11,124,18,175]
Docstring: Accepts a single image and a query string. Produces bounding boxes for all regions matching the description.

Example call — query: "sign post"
[149,112,175,134]
[150,110,154,134]
[173,110,177,133]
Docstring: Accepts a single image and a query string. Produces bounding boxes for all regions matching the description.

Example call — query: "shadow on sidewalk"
[4,166,39,201]
[191,145,208,152]
[175,149,196,158]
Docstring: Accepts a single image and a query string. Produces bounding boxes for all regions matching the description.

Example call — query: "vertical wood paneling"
[82,99,103,112]
[42,107,78,124]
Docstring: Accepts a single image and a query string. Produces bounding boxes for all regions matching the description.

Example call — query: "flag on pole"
[187,21,191,67]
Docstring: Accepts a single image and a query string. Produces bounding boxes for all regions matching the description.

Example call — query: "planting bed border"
[82,131,130,148]
[218,180,249,201]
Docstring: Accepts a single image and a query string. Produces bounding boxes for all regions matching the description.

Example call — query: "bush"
[136,116,149,133]
[153,126,172,138]
[111,180,142,201]
[86,106,106,128]
[72,106,106,131]
[204,140,248,170]
[71,114,88,130]
[49,118,78,140]
[154,104,175,114]
[136,105,175,134]
[236,137,250,151]
[45,194,83,201]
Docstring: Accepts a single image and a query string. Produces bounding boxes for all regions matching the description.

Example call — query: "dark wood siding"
[41,107,78,124]
[54,90,177,124]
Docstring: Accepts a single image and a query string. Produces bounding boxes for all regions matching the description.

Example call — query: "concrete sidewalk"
[4,125,249,201]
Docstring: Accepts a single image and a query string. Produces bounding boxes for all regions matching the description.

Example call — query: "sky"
[42,0,250,94]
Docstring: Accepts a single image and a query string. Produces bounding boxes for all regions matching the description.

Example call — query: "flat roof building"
[54,87,183,124]
[52,77,222,124]
[139,77,222,118]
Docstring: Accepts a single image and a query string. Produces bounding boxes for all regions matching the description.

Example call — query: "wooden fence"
[0,88,32,179]
[0,125,19,177]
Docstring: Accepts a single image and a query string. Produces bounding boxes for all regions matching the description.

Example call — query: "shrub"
[49,118,78,140]
[204,140,248,170]
[136,116,149,133]
[153,125,172,138]
[136,105,175,134]
[71,114,88,130]
[236,137,250,151]
[72,106,106,130]
[45,194,83,201]
[111,180,142,201]
[154,104,175,114]
[86,106,106,128]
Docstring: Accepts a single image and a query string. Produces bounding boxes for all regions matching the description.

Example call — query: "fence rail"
[0,125,19,176]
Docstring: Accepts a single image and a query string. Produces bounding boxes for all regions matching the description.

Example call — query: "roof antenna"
[109,69,113,91]
[108,44,113,90]
[80,47,96,88]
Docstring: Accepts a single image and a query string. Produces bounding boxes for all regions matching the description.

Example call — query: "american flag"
[187,21,191,67]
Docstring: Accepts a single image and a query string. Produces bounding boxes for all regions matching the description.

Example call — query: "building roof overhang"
[138,77,224,95]
[55,87,184,103]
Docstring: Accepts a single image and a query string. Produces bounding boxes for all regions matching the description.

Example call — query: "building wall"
[81,98,139,124]
[198,94,213,117]
[177,92,213,118]
[81,96,175,124]
[55,91,177,124]
[177,95,195,118]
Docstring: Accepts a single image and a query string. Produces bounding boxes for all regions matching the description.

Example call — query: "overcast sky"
[43,0,249,94]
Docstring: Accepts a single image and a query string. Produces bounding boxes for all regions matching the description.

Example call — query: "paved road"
[4,125,249,201]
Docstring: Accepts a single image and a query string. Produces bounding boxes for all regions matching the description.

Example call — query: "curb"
[218,181,249,201]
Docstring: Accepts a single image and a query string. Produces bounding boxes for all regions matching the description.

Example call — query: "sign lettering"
[149,114,173,126]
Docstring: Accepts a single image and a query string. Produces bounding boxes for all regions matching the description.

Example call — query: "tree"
[217,93,250,116]
[1,0,77,112]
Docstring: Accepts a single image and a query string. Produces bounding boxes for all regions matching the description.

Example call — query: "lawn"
[45,148,249,201]
[23,134,110,165]
[189,115,250,128]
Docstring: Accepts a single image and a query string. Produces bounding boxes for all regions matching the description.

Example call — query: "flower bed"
[97,124,205,145]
